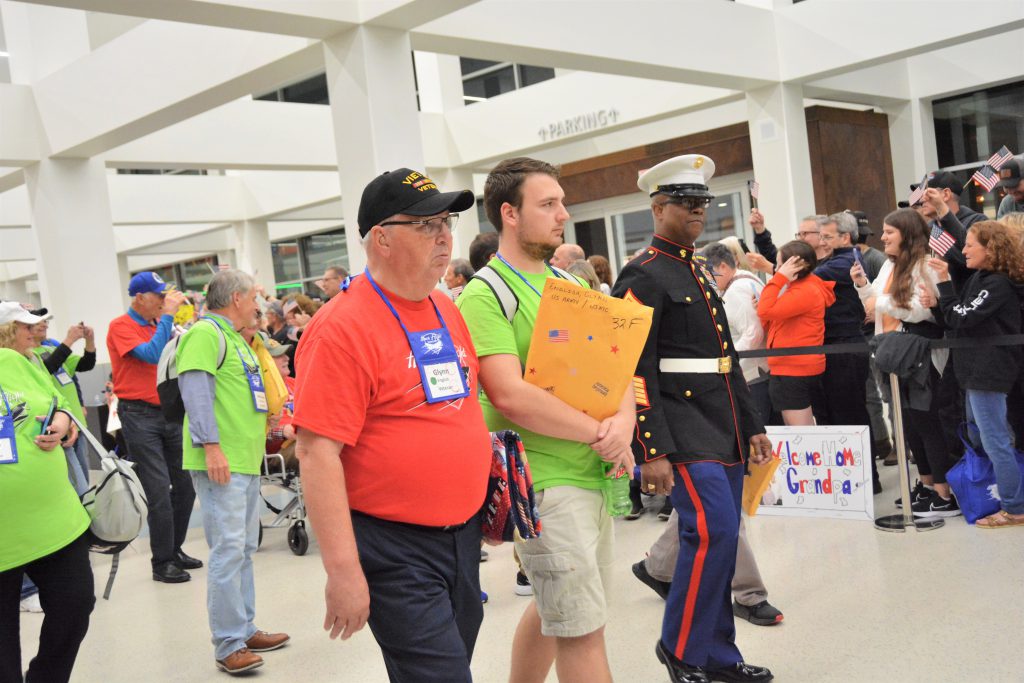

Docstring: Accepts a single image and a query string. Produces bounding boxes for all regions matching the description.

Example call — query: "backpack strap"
[471,263,575,324]
[198,318,228,370]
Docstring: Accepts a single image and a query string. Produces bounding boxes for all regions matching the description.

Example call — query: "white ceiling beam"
[362,0,483,30]
[32,20,324,158]
[238,171,341,220]
[0,84,46,165]
[109,175,245,225]
[118,225,234,255]
[907,27,1024,101]
[15,0,360,38]
[105,99,338,172]
[411,0,780,90]
[776,0,1024,83]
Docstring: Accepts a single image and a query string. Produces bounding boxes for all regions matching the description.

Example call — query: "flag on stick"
[929,226,956,257]
[986,146,1014,171]
[747,179,759,209]
[971,165,1000,192]
[908,172,930,206]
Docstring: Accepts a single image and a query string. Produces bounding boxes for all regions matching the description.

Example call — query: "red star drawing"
[610,345,619,354]
[528,367,537,375]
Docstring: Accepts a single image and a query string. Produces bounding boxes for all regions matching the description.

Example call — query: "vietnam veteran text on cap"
[357,168,475,238]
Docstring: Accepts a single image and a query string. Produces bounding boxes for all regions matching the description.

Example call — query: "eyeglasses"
[660,197,711,211]
[797,231,820,239]
[820,233,837,242]
[379,214,459,237]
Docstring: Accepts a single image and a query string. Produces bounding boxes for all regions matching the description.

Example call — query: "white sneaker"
[20,593,43,613]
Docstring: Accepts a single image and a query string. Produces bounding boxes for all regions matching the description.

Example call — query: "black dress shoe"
[732,599,783,626]
[175,551,204,570]
[706,662,773,682]
[632,561,672,600]
[153,562,191,583]
[656,641,709,683]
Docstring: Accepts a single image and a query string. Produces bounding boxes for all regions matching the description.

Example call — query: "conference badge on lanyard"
[237,347,268,413]
[0,389,18,464]
[408,327,470,404]
[54,367,73,386]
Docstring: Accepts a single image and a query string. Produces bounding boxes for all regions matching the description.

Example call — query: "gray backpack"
[470,264,575,323]
[73,415,149,599]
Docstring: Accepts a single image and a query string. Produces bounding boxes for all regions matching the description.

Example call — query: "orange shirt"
[107,312,161,404]
[881,271,901,333]
[292,276,491,527]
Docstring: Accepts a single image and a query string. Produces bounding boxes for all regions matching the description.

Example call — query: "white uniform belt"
[659,357,732,374]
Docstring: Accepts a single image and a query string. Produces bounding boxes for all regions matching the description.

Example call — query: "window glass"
[701,193,742,246]
[303,229,348,276]
[476,199,496,233]
[460,58,500,75]
[282,73,329,105]
[573,218,609,261]
[933,80,1024,168]
[518,65,555,87]
[272,241,302,283]
[611,209,655,269]
[180,257,216,292]
[463,65,515,102]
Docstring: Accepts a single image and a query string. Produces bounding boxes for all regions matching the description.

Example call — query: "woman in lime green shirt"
[0,303,94,683]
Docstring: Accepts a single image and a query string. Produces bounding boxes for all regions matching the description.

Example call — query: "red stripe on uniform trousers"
[674,463,710,662]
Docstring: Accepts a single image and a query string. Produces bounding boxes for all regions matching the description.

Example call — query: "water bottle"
[603,464,632,517]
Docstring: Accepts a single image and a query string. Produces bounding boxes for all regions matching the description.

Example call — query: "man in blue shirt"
[107,272,199,583]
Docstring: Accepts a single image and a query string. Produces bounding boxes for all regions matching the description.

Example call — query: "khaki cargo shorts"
[514,485,614,638]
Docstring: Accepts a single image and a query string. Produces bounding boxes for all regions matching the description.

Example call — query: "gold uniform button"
[684,390,693,398]
[685,296,693,303]
[717,324,723,332]
[649,448,657,455]
[723,342,729,350]
[705,292,711,299]
[648,250,655,255]
[712,308,718,315]
[638,415,646,422]
[644,432,652,438]
[699,277,705,283]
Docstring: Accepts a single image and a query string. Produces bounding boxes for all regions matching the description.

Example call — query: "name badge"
[408,328,470,404]
[54,368,73,386]
[246,368,268,413]
[0,415,18,465]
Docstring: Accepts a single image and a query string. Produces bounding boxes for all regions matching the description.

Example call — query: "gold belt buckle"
[718,356,732,374]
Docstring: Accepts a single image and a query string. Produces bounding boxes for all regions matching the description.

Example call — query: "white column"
[0,0,91,84]
[886,98,939,201]
[413,52,464,113]
[0,277,29,303]
[323,26,424,273]
[745,83,816,239]
[232,220,275,292]
[24,158,125,363]
[426,167,479,260]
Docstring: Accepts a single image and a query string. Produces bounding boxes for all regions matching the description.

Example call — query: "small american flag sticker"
[548,329,569,343]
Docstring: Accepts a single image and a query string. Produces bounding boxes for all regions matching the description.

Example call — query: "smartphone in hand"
[39,397,58,436]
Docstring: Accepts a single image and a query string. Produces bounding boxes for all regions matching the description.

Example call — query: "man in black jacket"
[914,172,984,289]
[815,212,881,493]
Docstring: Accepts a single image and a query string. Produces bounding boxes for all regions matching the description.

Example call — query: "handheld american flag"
[986,146,1014,171]
[971,165,1000,192]
[747,180,760,199]
[929,226,956,257]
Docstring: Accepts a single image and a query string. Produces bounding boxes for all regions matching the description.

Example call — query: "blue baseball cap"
[128,272,173,296]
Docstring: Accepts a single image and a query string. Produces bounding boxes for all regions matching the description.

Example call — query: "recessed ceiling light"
[717,202,727,207]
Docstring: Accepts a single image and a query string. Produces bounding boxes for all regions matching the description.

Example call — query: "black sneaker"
[625,498,645,520]
[912,493,961,518]
[706,662,774,682]
[732,599,783,626]
[632,560,671,600]
[658,498,673,521]
[514,571,533,597]
[895,481,931,508]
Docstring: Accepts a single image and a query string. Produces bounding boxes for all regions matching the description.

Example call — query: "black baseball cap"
[998,158,1022,189]
[357,168,475,238]
[926,171,964,196]
[850,210,873,237]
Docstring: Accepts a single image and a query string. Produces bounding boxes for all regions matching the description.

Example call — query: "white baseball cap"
[0,301,44,325]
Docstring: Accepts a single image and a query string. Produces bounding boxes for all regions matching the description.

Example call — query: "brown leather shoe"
[216,648,263,675]
[246,630,291,652]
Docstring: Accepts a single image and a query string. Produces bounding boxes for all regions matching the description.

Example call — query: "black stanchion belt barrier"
[736,334,1024,360]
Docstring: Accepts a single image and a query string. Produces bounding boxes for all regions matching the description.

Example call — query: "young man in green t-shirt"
[177,270,289,675]
[457,158,635,683]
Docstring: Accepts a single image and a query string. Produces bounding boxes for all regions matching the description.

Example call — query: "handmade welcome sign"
[524,278,653,420]
[754,426,874,521]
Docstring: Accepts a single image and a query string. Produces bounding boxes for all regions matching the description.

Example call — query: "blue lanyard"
[364,269,450,338]
[0,387,10,417]
[495,253,553,298]
[202,316,259,372]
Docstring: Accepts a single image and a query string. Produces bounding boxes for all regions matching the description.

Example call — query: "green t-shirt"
[31,346,85,423]
[0,349,90,572]
[177,317,267,475]
[457,257,604,491]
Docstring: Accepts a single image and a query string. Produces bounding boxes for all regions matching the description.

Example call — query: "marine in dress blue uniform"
[611,154,775,683]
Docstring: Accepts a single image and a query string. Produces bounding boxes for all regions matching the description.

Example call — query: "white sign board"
[757,426,874,521]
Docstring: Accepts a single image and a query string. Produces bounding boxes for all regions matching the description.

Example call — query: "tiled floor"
[18,464,1024,682]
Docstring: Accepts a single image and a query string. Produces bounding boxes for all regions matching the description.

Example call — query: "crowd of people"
[1,152,1022,683]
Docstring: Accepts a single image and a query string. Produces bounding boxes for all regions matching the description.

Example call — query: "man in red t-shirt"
[292,168,489,683]
[107,272,200,584]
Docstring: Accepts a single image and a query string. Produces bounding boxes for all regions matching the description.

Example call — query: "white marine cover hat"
[638,154,716,199]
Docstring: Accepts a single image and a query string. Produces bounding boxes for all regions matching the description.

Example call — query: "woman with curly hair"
[927,220,1024,528]
[852,208,956,515]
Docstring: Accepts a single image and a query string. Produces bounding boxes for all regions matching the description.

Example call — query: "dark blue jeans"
[352,511,483,683]
[118,399,194,567]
